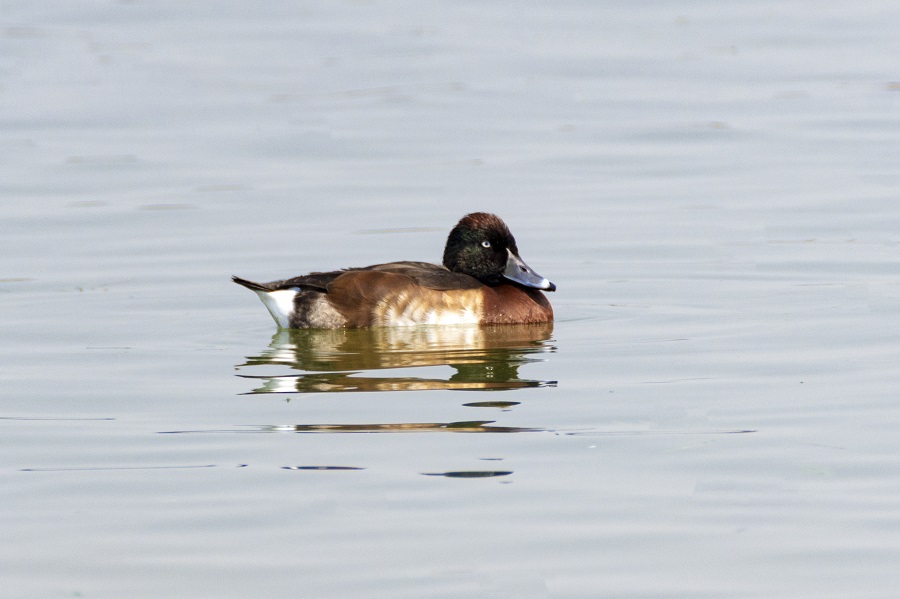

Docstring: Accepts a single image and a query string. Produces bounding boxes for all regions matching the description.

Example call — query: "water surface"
[2,2,899,598]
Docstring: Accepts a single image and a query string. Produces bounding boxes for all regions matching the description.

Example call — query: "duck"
[232,212,555,329]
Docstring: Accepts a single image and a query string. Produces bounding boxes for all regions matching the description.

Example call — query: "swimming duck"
[233,212,555,328]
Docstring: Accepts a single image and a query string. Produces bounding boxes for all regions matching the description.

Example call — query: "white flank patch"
[426,308,480,326]
[255,289,298,328]
[384,307,479,327]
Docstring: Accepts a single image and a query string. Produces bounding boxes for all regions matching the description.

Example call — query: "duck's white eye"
[481,240,491,248]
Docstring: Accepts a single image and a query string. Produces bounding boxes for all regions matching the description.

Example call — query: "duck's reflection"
[261,420,537,433]
[237,323,555,394]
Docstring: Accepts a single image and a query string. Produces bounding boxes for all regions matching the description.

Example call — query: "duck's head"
[442,212,556,292]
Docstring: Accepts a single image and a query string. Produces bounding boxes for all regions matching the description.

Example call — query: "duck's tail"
[232,275,295,328]
[231,275,270,292]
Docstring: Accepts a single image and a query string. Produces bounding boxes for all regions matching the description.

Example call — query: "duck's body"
[233,213,555,329]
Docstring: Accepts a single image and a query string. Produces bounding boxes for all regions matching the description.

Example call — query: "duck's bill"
[503,249,556,291]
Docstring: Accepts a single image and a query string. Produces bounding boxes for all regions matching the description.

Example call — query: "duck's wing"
[323,266,483,327]
[233,261,479,295]
[356,261,481,291]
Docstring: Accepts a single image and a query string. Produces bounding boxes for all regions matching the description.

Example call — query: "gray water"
[2,2,899,597]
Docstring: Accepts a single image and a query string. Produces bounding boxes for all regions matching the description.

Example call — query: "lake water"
[2,1,899,597]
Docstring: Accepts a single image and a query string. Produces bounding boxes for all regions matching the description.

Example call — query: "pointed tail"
[231,276,270,292]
